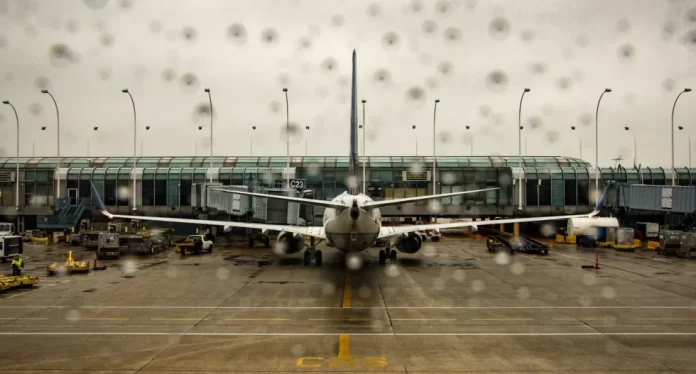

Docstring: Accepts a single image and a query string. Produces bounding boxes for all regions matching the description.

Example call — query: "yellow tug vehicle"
[0,275,40,292]
[47,251,90,276]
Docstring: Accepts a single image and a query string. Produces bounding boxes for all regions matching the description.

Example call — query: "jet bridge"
[201,184,315,226]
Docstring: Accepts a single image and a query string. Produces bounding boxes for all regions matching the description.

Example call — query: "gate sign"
[290,179,306,189]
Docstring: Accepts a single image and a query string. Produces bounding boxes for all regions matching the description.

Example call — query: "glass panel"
[235,157,259,166]
[168,174,181,206]
[302,157,325,167]
[469,158,492,167]
[269,157,288,167]
[390,157,404,168]
[170,158,193,167]
[335,157,349,168]
[369,157,391,167]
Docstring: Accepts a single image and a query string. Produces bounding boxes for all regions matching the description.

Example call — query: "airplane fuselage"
[321,192,382,252]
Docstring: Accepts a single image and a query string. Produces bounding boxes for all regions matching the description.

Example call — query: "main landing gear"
[378,246,397,265]
[304,237,322,266]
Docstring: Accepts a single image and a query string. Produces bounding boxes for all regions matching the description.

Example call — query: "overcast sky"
[0,0,695,167]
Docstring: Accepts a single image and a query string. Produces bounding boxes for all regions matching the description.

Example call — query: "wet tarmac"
[1,235,696,372]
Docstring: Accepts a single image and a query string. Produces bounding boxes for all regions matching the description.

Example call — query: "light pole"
[361,99,366,194]
[595,88,612,202]
[251,126,257,156]
[3,101,20,210]
[204,88,213,183]
[36,126,47,158]
[465,125,473,156]
[517,88,530,210]
[304,126,309,156]
[571,126,582,159]
[432,99,440,198]
[283,88,290,192]
[121,89,138,211]
[412,125,418,155]
[678,126,691,170]
[88,126,98,158]
[671,88,691,186]
[624,126,637,167]
[41,90,61,200]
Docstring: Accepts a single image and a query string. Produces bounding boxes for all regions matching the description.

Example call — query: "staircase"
[37,197,88,231]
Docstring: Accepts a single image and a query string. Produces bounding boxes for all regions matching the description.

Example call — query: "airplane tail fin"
[589,185,610,217]
[348,49,358,195]
[89,181,113,219]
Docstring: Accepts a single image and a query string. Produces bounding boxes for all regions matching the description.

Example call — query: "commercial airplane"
[90,50,608,266]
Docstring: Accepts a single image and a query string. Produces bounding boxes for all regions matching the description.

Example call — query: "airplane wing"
[362,187,499,209]
[378,186,609,239]
[209,188,347,210]
[89,183,326,239]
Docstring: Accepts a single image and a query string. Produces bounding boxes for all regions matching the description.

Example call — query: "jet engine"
[223,225,234,233]
[276,231,306,254]
[394,232,423,254]
[470,225,478,233]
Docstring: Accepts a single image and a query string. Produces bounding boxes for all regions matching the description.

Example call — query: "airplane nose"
[350,200,359,220]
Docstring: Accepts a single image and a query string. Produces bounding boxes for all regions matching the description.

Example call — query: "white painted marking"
[4,280,70,299]
[0,332,695,337]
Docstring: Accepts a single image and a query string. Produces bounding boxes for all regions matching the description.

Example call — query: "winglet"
[588,185,609,217]
[89,181,113,219]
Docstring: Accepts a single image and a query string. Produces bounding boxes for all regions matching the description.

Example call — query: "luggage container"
[658,229,683,255]
[636,222,659,239]
[97,232,120,259]
[677,232,696,259]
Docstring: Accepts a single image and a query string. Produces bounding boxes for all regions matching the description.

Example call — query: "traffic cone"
[595,251,600,269]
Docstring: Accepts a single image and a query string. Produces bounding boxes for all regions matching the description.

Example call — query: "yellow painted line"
[342,270,352,309]
[80,317,129,321]
[225,318,291,321]
[309,318,373,321]
[471,318,534,321]
[391,318,456,321]
[338,334,351,358]
[150,318,208,321]
[637,317,696,321]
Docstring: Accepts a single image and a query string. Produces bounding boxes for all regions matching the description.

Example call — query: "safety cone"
[595,251,600,269]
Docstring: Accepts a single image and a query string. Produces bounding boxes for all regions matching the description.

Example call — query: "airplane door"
[68,188,78,206]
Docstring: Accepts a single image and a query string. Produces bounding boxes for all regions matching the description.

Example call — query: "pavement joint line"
[3,306,696,309]
[309,318,374,321]
[391,318,457,321]
[225,318,291,321]
[150,318,208,321]
[470,318,535,321]
[1,332,696,336]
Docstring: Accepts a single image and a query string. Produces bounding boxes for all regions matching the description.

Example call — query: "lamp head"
[624,126,630,130]
[41,126,47,130]
[121,89,129,93]
[685,88,693,92]
[204,88,210,93]
[571,126,576,130]
[412,125,416,129]
[145,126,150,130]
[252,126,256,130]
[466,125,470,130]
[2,100,9,104]
[282,88,288,92]
[524,88,530,92]
[198,126,203,130]
[679,126,684,130]
[604,88,612,92]
[306,126,309,130]
[434,99,440,103]
[520,126,524,130]
[93,127,98,131]
[359,125,362,129]
[361,99,366,103]
[41,90,48,94]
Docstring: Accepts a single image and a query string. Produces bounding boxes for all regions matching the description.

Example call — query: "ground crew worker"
[11,255,23,276]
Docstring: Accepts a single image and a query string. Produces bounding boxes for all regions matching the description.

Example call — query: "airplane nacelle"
[223,225,234,233]
[276,231,306,254]
[471,225,478,233]
[394,232,423,254]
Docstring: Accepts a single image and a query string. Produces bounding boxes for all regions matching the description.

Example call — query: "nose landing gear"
[378,246,397,265]
[303,237,322,266]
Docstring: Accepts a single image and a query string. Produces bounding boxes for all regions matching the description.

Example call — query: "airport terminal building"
[1,156,695,230]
